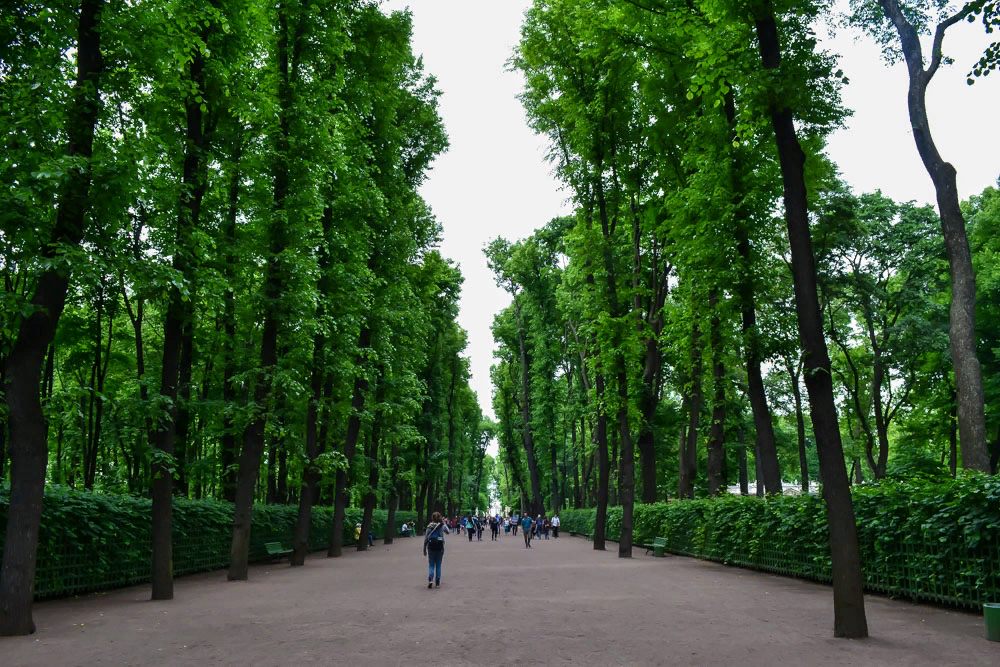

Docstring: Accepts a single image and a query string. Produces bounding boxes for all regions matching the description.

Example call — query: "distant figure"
[521,514,534,548]
[401,522,410,538]
[423,511,450,588]
[511,516,519,536]
[467,516,475,542]
[355,523,362,543]
[551,514,560,539]
[490,517,499,541]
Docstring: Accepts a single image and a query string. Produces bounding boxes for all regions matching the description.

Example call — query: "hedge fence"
[0,486,417,600]
[559,476,1000,609]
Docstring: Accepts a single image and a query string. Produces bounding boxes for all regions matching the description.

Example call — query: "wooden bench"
[264,541,292,561]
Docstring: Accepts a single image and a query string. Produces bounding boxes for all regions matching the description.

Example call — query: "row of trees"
[491,0,999,639]
[0,0,489,636]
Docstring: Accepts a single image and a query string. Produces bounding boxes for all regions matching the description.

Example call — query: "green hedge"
[559,477,1000,608]
[0,486,417,600]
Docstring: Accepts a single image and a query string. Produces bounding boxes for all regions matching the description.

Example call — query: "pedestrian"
[477,516,484,541]
[521,514,533,548]
[512,516,519,536]
[535,515,543,540]
[551,514,560,538]
[467,516,475,542]
[423,511,449,588]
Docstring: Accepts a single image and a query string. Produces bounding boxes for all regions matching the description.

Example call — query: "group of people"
[420,511,563,587]
[509,513,560,548]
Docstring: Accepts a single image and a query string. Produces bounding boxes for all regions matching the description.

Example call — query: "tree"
[0,0,106,636]
[849,0,995,472]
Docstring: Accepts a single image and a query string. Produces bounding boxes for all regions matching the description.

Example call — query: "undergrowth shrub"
[0,485,417,599]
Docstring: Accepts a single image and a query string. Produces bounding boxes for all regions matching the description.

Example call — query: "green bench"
[264,541,293,561]
[646,536,667,557]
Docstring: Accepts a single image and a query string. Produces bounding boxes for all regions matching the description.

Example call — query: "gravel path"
[4,530,996,665]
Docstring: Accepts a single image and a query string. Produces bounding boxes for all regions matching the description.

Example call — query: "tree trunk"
[637,334,660,504]
[753,2,868,638]
[152,25,210,596]
[513,298,544,515]
[358,418,379,552]
[0,0,104,636]
[329,325,371,557]
[706,288,727,496]
[266,434,278,504]
[572,417,582,508]
[680,315,702,500]
[788,360,809,492]
[292,340,324,565]
[617,364,634,558]
[950,397,958,478]
[727,92,783,496]
[593,371,609,551]
[220,148,241,503]
[174,318,195,497]
[384,436,399,545]
[228,9,294,580]
[878,0,989,472]
[738,426,749,495]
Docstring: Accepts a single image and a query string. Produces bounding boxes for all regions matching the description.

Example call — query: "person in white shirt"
[551,514,561,539]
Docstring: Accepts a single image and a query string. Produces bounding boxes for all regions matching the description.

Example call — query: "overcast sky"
[381,0,1000,427]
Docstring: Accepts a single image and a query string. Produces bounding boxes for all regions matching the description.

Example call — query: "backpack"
[427,523,444,551]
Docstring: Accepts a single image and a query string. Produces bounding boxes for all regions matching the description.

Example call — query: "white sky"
[381,0,1000,429]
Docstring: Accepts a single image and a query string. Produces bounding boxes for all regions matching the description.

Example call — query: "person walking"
[521,514,533,548]
[423,511,449,588]
[467,516,475,542]
[512,515,519,537]
[551,514,560,538]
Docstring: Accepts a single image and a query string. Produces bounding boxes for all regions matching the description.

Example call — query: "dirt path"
[4,530,995,666]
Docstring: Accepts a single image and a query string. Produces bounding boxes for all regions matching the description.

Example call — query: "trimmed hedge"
[559,476,1000,608]
[0,486,417,600]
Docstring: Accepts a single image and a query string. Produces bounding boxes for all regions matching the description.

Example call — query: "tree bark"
[329,325,371,557]
[788,360,809,492]
[358,418,379,552]
[725,93,783,496]
[950,397,958,478]
[593,371,609,551]
[680,313,702,500]
[152,24,210,596]
[228,8,295,580]
[878,0,989,471]
[706,288,727,496]
[512,297,544,515]
[384,436,400,545]
[738,426,749,495]
[220,148,241,503]
[753,2,868,638]
[0,0,104,636]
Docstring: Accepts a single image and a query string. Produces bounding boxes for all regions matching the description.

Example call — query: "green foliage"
[559,477,1000,607]
[0,486,417,600]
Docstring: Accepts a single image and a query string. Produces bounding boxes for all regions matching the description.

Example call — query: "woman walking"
[423,511,449,588]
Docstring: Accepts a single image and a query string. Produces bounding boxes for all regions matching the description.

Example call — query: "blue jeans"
[427,549,443,582]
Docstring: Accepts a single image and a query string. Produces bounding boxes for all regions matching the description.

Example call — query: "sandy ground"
[3,530,996,666]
